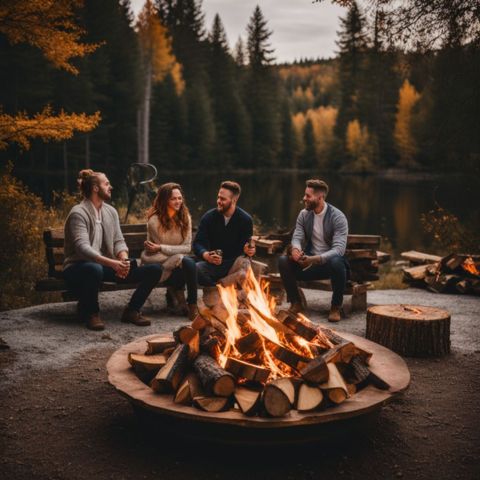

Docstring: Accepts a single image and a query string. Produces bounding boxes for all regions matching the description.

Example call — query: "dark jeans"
[63,260,162,316]
[173,256,198,304]
[278,254,349,307]
[196,258,236,287]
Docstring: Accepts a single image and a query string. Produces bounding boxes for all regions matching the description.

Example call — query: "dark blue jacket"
[193,207,253,261]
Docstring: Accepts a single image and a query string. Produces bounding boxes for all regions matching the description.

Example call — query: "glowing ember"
[462,257,480,276]
[216,267,331,380]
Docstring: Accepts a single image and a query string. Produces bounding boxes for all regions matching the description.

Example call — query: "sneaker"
[86,313,105,331]
[121,308,151,327]
[328,305,342,323]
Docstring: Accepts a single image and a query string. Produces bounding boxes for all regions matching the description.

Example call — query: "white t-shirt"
[311,204,329,255]
[88,200,104,255]
[224,215,231,226]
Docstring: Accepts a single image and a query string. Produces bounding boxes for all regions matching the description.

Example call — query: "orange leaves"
[0,0,99,74]
[136,0,184,94]
[394,79,421,168]
[0,107,101,150]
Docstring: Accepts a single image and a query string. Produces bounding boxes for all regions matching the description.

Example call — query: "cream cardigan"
[140,214,192,282]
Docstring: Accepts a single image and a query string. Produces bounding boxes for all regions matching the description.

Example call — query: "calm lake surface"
[18,169,480,256]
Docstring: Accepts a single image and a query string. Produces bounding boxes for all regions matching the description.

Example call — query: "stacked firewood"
[402,251,480,295]
[127,284,390,417]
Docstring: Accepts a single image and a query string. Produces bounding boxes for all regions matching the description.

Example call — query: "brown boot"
[188,304,199,321]
[121,308,151,326]
[86,313,105,331]
[328,305,342,323]
[173,289,188,316]
[289,302,304,315]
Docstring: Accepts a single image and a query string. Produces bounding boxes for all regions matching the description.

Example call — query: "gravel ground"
[1,288,479,480]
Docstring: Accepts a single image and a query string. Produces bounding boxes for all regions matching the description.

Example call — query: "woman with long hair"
[141,182,198,319]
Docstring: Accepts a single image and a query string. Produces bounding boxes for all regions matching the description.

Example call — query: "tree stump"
[366,305,450,357]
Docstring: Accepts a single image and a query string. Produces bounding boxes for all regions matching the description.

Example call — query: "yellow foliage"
[0,0,99,74]
[291,106,338,164]
[345,119,375,172]
[0,107,101,150]
[394,79,421,168]
[137,0,184,94]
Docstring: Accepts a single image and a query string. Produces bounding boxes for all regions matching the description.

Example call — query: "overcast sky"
[129,0,346,63]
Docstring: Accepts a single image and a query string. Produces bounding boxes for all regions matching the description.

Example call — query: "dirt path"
[1,288,479,480]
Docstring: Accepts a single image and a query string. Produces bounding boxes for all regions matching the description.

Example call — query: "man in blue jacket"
[193,181,255,286]
[278,179,349,322]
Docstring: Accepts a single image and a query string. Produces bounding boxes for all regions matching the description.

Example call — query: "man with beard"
[63,169,162,331]
[278,179,349,322]
[193,181,255,286]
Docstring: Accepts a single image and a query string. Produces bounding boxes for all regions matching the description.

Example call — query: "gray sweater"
[291,203,348,264]
[63,200,128,270]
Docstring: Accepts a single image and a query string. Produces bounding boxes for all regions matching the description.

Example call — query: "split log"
[193,396,231,412]
[202,287,220,308]
[199,334,220,358]
[297,383,324,412]
[235,331,262,355]
[234,386,262,416]
[263,378,295,417]
[268,340,310,372]
[277,310,318,341]
[319,363,349,404]
[299,356,329,384]
[366,304,451,357]
[401,250,442,264]
[128,353,167,382]
[144,334,175,354]
[193,354,236,397]
[346,249,377,260]
[402,264,430,281]
[376,251,391,264]
[319,327,371,363]
[197,299,227,335]
[225,357,271,383]
[173,325,197,344]
[150,344,189,393]
[322,342,357,364]
[174,372,203,405]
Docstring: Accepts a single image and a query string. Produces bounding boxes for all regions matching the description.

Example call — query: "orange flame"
[462,257,480,276]
[215,267,325,380]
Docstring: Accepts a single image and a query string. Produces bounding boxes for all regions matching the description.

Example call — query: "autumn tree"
[394,79,420,168]
[0,0,100,150]
[345,118,376,172]
[136,0,184,165]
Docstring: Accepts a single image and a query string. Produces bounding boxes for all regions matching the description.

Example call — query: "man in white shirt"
[278,179,349,322]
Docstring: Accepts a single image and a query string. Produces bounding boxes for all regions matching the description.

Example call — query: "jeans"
[278,254,349,307]
[63,260,162,316]
[196,258,236,287]
[171,256,198,304]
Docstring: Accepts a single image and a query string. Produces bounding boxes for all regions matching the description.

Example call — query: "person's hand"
[290,247,303,262]
[203,251,222,265]
[112,259,130,279]
[298,255,315,269]
[144,240,160,254]
[243,239,256,257]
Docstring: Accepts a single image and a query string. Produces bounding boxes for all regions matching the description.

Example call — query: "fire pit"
[107,269,410,444]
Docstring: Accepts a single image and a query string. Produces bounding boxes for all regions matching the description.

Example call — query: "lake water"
[16,169,479,256]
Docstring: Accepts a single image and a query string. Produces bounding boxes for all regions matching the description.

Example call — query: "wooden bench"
[259,234,390,313]
[35,223,157,301]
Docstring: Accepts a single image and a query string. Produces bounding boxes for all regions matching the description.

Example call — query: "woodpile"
[127,267,390,418]
[402,251,480,295]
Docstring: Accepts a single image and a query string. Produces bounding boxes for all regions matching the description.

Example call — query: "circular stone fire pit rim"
[107,332,410,429]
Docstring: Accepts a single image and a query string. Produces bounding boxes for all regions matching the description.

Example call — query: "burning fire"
[216,267,331,380]
[462,257,480,276]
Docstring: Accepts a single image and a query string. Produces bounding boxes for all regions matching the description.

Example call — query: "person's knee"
[144,263,163,280]
[278,255,290,271]
[327,255,346,273]
[82,262,104,283]
[182,256,196,271]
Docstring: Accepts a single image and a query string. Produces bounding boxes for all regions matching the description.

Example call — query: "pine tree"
[335,1,368,144]
[234,37,246,67]
[244,6,280,167]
